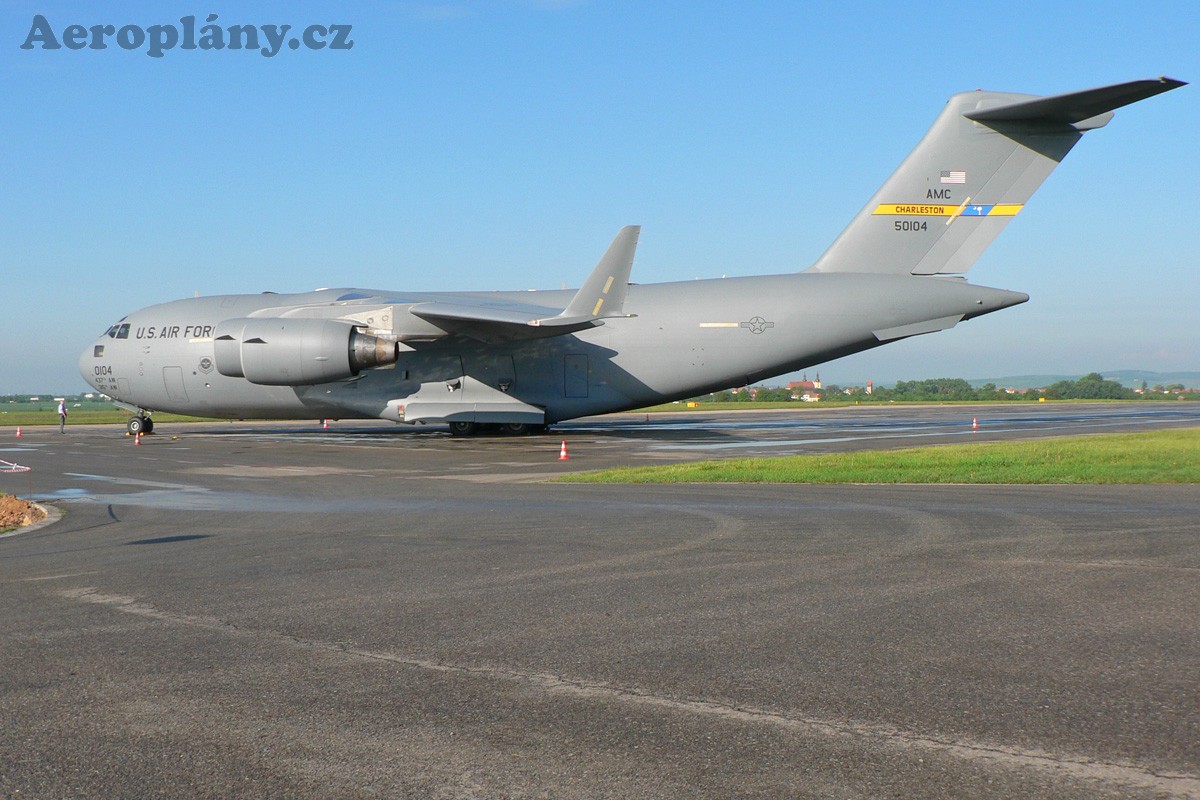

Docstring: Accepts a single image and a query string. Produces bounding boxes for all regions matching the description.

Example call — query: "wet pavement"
[1,405,1198,799]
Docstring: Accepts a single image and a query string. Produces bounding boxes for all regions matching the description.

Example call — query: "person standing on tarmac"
[57,400,67,433]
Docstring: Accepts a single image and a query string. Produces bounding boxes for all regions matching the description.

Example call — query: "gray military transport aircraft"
[81,77,1184,436]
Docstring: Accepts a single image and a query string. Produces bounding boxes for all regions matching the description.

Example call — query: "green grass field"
[559,428,1200,484]
[628,397,1192,413]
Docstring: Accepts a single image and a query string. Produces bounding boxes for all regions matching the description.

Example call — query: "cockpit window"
[116,324,130,339]
[105,325,118,338]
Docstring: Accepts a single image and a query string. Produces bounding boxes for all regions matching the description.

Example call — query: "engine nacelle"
[213,317,398,386]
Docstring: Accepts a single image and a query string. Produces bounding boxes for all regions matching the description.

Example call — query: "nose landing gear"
[127,414,154,435]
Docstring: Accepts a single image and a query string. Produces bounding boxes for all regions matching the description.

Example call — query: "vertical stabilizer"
[806,78,1184,276]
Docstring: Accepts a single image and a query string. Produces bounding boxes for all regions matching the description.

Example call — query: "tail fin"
[806,77,1185,276]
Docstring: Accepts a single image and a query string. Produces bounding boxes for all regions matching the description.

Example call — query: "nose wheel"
[127,415,154,435]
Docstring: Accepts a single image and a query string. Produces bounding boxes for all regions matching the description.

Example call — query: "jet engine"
[213,318,399,386]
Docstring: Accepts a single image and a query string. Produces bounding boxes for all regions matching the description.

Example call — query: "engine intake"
[213,318,398,386]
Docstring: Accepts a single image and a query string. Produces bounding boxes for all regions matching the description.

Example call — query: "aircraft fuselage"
[80,273,1026,428]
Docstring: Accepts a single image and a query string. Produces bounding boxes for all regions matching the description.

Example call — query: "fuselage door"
[163,366,189,404]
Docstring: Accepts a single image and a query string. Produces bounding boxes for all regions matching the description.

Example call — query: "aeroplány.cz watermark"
[19,14,353,58]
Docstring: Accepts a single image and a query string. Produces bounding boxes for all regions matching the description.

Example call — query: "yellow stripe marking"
[602,276,615,294]
[873,204,955,216]
[592,298,604,315]
[872,203,1024,217]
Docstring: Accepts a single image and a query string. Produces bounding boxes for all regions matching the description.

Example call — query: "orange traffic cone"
[322,419,328,429]
[135,431,142,446]
[558,440,570,461]
[972,417,979,432]
[15,426,21,438]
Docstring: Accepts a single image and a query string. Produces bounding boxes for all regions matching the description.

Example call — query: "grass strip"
[559,429,1200,484]
[627,398,1195,413]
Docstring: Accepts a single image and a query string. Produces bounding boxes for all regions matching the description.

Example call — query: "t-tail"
[806,77,1185,276]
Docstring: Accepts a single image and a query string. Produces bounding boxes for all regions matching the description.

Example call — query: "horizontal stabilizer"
[964,77,1186,127]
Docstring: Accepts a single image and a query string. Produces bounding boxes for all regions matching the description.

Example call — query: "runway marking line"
[57,586,1200,798]
[13,570,98,582]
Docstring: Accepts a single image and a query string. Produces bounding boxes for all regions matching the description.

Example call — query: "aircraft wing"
[407,299,599,339]
[409,226,640,342]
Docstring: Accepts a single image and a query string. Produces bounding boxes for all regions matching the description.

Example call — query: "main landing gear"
[447,422,550,437]
[127,414,154,435]
[447,421,479,436]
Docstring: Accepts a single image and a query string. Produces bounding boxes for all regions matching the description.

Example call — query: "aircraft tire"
[448,421,479,436]
[501,423,530,435]
[127,416,145,435]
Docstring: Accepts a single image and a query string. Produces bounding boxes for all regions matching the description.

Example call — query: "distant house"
[787,372,823,400]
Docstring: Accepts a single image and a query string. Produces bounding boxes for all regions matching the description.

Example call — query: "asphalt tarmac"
[2,404,1198,799]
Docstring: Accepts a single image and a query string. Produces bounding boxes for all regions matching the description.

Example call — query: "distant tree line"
[882,374,1134,401]
[1042,373,1135,400]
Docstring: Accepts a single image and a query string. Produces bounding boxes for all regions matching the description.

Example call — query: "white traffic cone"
[558,440,570,461]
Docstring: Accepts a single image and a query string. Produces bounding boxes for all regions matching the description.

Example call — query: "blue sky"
[2,1,1196,394]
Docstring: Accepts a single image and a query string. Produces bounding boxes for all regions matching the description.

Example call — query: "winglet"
[561,226,640,320]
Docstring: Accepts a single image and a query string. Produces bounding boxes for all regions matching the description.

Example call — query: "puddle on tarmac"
[32,485,484,514]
